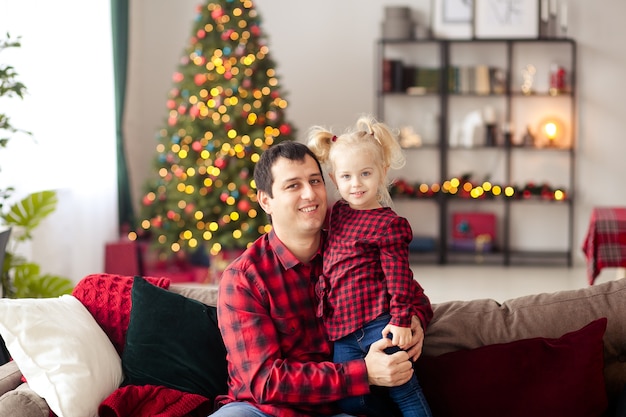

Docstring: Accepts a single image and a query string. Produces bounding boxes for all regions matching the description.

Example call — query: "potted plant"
[0,34,73,298]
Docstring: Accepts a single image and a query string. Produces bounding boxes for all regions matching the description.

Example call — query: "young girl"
[308,115,433,417]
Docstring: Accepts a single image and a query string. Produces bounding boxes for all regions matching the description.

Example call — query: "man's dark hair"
[253,141,323,198]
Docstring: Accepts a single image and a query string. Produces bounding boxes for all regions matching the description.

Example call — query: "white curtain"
[0,1,118,283]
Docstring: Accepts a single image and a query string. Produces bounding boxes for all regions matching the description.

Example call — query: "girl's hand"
[381,324,413,350]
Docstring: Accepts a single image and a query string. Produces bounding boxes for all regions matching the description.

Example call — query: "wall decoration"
[431,0,473,39]
[474,0,539,39]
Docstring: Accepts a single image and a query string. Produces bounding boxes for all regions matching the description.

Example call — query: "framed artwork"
[431,0,473,39]
[474,0,540,39]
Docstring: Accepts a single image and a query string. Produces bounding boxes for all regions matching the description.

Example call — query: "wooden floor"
[412,264,621,304]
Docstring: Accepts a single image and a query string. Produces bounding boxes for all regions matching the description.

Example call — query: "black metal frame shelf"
[377,38,577,266]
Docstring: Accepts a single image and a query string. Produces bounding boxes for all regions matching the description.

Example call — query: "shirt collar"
[268,229,325,270]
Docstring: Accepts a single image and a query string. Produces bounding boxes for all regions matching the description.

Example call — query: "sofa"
[0,272,625,417]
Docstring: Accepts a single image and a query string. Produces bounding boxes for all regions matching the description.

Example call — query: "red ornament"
[194,73,206,86]
[215,158,226,169]
[192,141,202,152]
[172,72,184,83]
[211,7,224,20]
[177,105,186,115]
[142,195,152,206]
[221,29,234,41]
[220,192,229,202]
[279,124,292,135]
[250,25,261,36]
[151,217,162,228]
[196,29,206,39]
[189,105,199,118]
[237,200,251,212]
[166,100,176,109]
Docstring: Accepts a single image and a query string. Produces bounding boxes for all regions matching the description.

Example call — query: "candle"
[560,1,568,28]
[550,0,557,15]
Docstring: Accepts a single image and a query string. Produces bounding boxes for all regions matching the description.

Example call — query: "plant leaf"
[1,190,57,240]
[12,263,73,298]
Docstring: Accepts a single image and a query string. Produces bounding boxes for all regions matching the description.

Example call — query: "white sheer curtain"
[0,1,118,283]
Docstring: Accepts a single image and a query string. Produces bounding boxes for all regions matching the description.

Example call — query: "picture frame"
[474,0,540,39]
[431,0,473,39]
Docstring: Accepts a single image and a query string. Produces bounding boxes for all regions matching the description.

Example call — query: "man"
[213,141,427,417]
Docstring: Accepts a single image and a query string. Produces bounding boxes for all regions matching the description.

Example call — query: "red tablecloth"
[582,207,626,285]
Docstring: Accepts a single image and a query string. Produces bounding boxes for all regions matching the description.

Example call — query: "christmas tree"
[137,0,295,263]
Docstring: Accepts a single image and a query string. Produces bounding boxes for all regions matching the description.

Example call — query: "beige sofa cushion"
[424,277,626,398]
[0,361,21,398]
[0,383,49,417]
[170,283,219,306]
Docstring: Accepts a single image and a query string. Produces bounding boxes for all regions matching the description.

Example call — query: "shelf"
[446,250,505,266]
[508,250,572,266]
[380,37,576,44]
[377,37,576,267]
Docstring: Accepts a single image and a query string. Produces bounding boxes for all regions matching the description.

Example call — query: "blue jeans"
[333,314,433,417]
[210,402,355,416]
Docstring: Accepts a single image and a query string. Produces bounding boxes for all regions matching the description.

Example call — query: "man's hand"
[406,315,425,362]
[364,338,414,387]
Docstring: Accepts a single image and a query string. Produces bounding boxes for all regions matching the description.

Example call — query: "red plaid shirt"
[216,230,370,417]
[318,200,433,341]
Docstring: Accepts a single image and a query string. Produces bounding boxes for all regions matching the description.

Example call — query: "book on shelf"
[382,60,506,95]
[449,65,507,95]
[382,59,410,93]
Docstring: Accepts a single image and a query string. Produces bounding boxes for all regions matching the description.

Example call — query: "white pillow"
[0,295,123,417]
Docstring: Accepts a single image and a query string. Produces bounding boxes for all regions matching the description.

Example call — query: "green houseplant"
[0,34,73,298]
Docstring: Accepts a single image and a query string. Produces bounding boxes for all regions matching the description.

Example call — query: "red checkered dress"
[318,200,433,342]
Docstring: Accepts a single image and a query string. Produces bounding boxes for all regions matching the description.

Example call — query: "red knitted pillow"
[72,274,170,354]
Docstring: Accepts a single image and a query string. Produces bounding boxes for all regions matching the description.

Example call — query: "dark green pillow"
[122,276,228,399]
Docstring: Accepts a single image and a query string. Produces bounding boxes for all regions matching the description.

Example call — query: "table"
[582,207,626,285]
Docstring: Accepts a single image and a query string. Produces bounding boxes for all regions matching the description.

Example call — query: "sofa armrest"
[0,363,50,417]
[0,383,49,417]
[0,361,22,396]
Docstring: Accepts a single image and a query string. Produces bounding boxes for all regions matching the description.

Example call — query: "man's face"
[258,154,327,241]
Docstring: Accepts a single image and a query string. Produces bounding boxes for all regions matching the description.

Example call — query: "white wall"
[124,0,626,268]
[3,0,621,282]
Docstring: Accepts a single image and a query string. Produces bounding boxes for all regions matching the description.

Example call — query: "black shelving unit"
[377,38,576,266]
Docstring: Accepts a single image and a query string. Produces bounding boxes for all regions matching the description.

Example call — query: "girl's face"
[330,147,385,210]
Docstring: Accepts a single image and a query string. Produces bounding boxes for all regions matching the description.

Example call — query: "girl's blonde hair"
[307,115,405,207]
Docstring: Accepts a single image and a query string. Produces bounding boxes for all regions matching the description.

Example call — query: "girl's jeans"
[333,314,433,417]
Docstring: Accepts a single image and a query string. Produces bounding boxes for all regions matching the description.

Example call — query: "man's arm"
[218,271,370,406]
